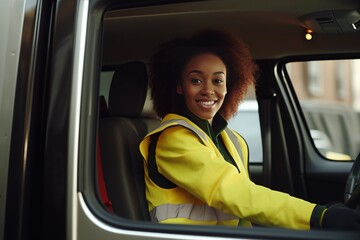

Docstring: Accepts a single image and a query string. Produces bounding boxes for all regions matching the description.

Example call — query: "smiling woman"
[149,29,257,120]
[139,29,360,229]
[177,53,227,124]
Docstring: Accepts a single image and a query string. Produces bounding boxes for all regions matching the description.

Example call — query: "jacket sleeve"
[155,126,316,230]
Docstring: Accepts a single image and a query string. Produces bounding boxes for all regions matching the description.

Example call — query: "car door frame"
[276,55,360,205]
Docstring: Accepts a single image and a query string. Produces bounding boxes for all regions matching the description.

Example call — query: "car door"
[0,0,62,239]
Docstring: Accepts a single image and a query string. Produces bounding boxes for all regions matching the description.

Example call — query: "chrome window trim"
[67,1,89,240]
[77,192,248,240]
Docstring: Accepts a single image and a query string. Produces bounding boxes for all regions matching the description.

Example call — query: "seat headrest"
[108,62,148,117]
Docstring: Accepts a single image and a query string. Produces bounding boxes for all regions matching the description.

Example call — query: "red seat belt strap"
[97,135,113,212]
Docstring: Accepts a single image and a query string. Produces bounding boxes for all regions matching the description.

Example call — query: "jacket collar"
[180,107,228,138]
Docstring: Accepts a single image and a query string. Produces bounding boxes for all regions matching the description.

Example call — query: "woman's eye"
[190,78,201,84]
[214,79,224,84]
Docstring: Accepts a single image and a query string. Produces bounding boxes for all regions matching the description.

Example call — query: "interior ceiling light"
[305,29,314,41]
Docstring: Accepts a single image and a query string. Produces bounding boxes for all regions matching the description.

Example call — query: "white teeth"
[199,101,215,106]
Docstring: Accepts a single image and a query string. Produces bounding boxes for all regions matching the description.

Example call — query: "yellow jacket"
[140,114,317,229]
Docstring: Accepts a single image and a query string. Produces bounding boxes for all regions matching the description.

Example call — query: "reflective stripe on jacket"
[139,114,316,229]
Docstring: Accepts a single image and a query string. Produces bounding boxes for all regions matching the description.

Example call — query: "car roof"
[102,0,360,65]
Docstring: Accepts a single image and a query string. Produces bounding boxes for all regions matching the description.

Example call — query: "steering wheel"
[344,152,360,208]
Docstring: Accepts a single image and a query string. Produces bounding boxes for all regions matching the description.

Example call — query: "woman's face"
[177,53,227,124]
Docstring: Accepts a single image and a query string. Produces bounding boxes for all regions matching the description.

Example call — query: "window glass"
[286,59,360,160]
[307,61,323,96]
[228,86,263,163]
[336,61,348,100]
[99,71,114,104]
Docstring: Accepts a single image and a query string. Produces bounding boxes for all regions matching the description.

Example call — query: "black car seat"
[99,62,159,220]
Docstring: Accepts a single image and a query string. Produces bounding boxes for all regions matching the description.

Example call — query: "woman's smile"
[196,99,217,108]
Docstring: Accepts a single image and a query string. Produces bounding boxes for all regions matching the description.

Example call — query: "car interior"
[98,61,158,219]
[88,0,360,234]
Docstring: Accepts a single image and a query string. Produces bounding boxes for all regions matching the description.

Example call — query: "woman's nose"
[201,83,214,95]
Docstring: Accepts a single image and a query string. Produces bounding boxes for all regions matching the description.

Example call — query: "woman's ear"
[176,84,183,94]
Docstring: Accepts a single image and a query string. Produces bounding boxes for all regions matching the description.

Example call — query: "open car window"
[80,1,360,240]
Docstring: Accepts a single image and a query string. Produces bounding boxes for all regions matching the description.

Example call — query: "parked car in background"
[1,0,360,239]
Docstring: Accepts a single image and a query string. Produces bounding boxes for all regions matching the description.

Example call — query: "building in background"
[288,59,360,110]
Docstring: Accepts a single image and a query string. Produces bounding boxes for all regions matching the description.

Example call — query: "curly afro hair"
[149,29,258,120]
